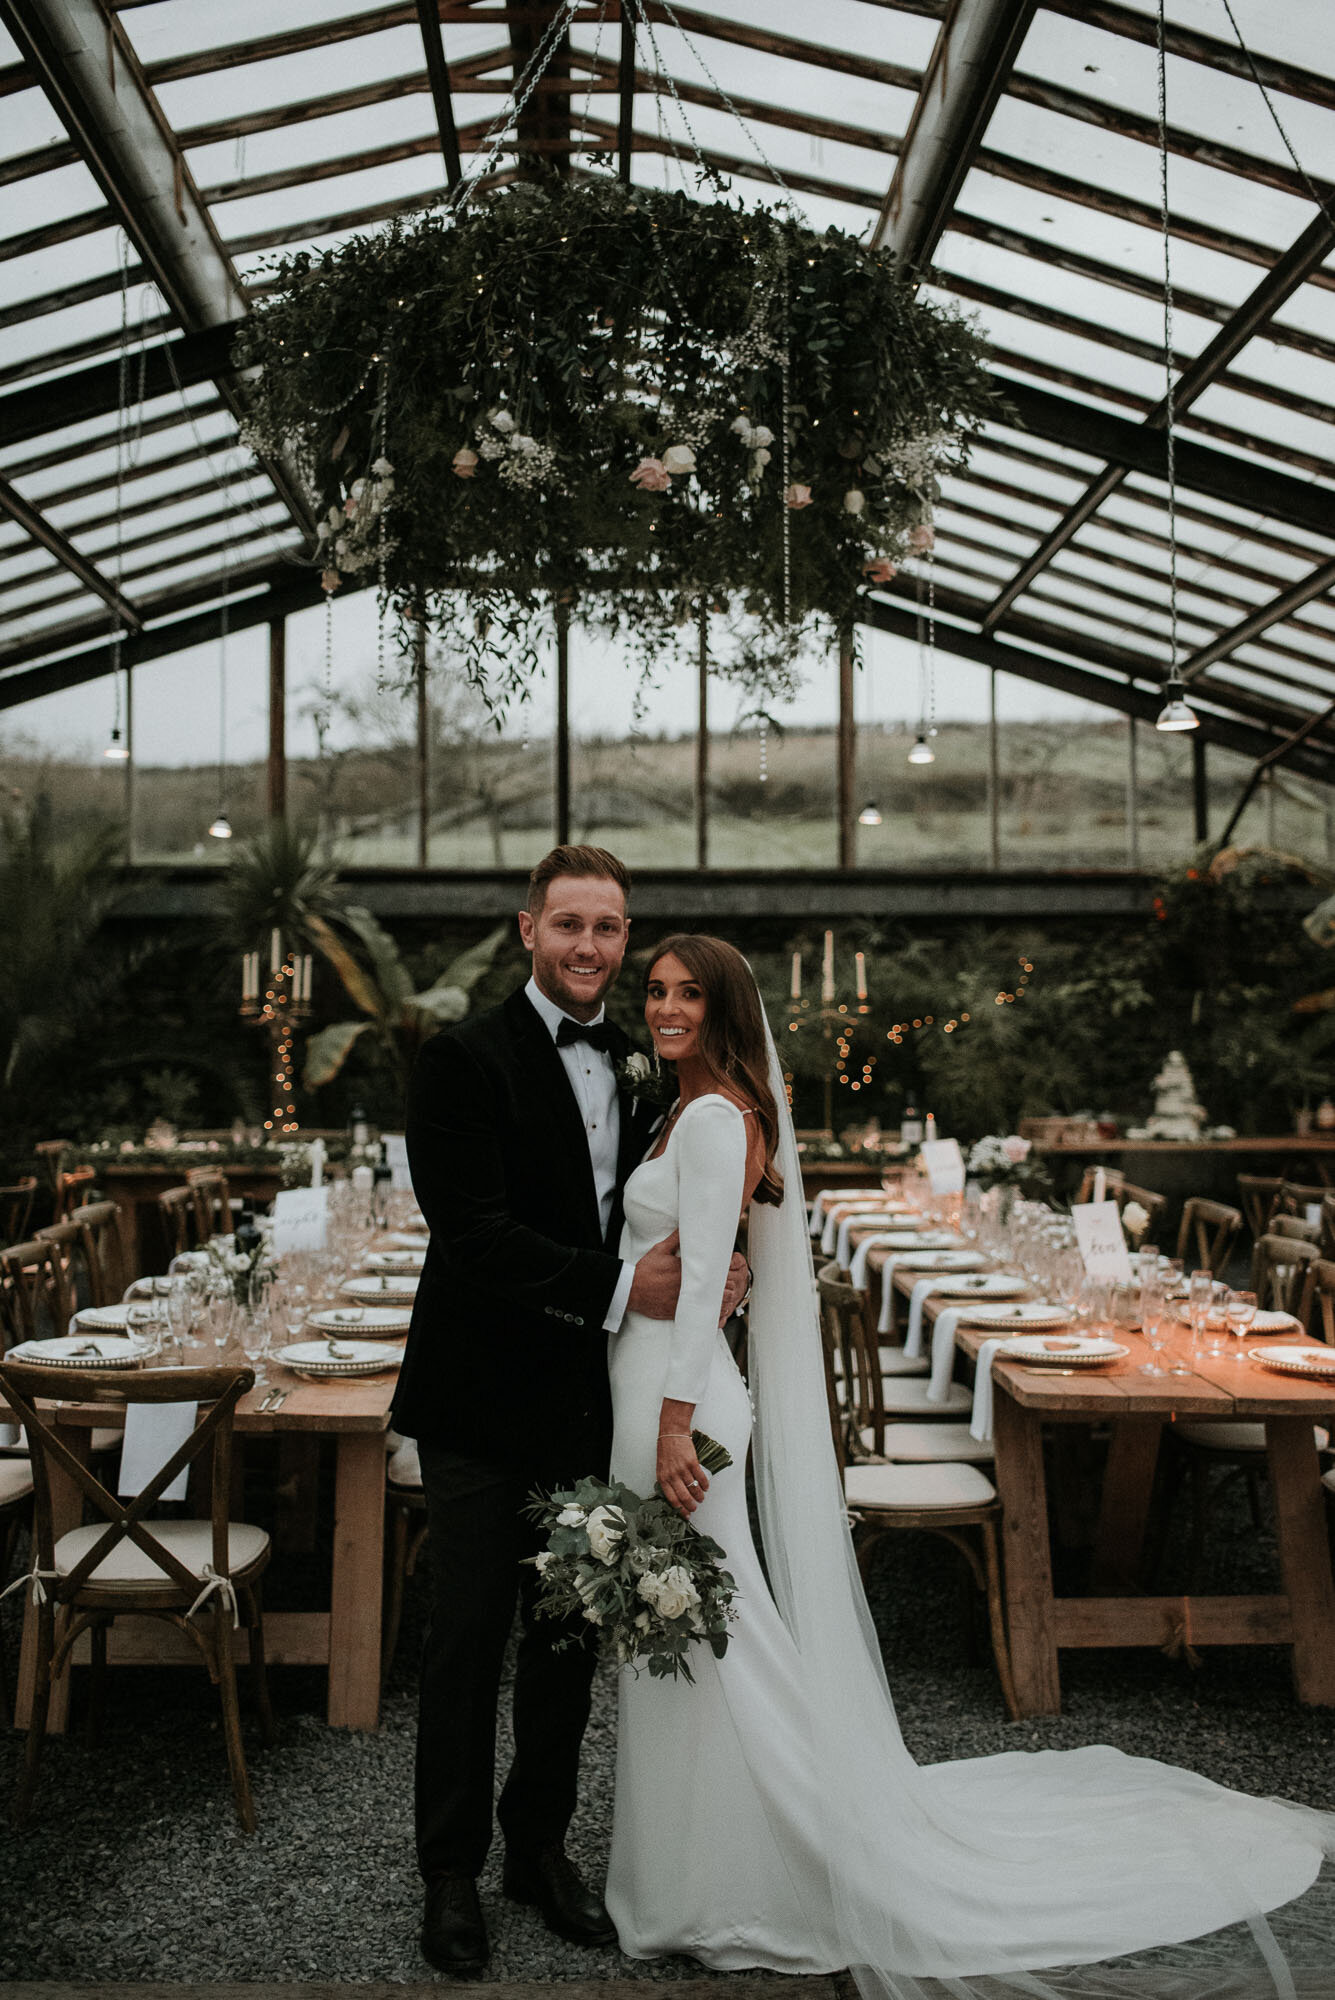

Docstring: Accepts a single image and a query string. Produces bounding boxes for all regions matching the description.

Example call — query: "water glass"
[240,1312,271,1391]
[1140,1284,1169,1376]
[1110,1280,1141,1337]
[1225,1288,1257,1360]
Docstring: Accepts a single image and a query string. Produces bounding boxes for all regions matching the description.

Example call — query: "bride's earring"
[652,1050,662,1081]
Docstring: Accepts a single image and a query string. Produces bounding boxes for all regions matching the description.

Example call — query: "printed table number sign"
[272,1186,330,1254]
[920,1138,966,1196]
[1073,1199,1133,1283]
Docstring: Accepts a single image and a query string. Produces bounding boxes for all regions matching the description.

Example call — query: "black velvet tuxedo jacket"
[391,985,660,1481]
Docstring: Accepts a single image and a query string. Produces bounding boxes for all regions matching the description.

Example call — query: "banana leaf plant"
[221,822,505,1091]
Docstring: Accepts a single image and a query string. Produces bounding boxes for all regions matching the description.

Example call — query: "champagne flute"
[1225,1288,1257,1360]
[1140,1283,1169,1376]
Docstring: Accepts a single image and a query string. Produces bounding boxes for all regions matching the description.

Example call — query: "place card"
[272,1186,330,1254]
[1073,1199,1133,1282]
[384,1132,413,1192]
[920,1137,965,1195]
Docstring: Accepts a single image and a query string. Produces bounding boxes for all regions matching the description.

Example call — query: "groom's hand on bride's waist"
[627,1234,750,1326]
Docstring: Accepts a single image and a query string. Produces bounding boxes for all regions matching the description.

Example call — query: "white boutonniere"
[616,1050,675,1107]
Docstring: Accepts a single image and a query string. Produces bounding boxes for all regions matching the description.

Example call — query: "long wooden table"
[865,1242,1335,1716]
[10,1360,394,1734]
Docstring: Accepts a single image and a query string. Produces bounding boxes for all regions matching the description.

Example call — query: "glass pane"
[566,625,696,869]
[995,672,1131,866]
[707,623,838,868]
[855,632,992,870]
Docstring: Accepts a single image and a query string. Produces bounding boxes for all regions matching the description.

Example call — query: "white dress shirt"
[525,976,634,1332]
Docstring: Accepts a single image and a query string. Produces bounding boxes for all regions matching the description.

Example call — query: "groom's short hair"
[527,844,631,916]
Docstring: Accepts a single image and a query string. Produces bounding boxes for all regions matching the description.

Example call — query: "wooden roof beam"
[871,0,1036,265]
[1,0,312,540]
[617,1,635,186]
[981,207,1335,631]
[416,0,464,188]
[1181,558,1335,686]
[0,471,142,629]
[0,322,238,451]
[1044,0,1335,115]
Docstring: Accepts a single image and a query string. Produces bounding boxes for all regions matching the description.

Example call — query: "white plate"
[1249,1310,1302,1335]
[341,1274,419,1300]
[309,1306,413,1338]
[276,1338,403,1378]
[959,1302,1074,1331]
[887,1250,985,1271]
[1000,1335,1128,1367]
[74,1303,138,1330]
[388,1231,429,1249]
[362,1249,426,1272]
[1248,1344,1335,1381]
[9,1334,152,1369]
[929,1274,1028,1299]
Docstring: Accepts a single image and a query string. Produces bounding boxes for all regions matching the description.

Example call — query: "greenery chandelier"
[236,175,1002,701]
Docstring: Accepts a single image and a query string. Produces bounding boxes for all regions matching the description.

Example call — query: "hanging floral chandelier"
[235,175,1001,702]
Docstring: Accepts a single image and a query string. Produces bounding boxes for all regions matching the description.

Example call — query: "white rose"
[583,1605,603,1625]
[843,489,866,515]
[624,1052,650,1081]
[634,1610,651,1630]
[1121,1201,1150,1239]
[488,407,516,433]
[513,433,539,457]
[534,1550,554,1573]
[662,444,696,475]
[556,1505,586,1528]
[371,456,393,477]
[645,1564,699,1622]
[750,425,774,448]
[751,447,771,470]
[585,1504,625,1566]
[730,414,752,436]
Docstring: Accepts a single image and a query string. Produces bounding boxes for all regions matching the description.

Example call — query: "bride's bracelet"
[658,1433,693,1440]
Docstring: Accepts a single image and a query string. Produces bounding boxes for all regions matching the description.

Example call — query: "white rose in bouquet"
[556,1505,587,1528]
[640,1564,701,1622]
[585,1503,625,1565]
[534,1551,555,1573]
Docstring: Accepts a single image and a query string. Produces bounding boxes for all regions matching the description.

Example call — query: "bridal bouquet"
[525,1434,737,1683]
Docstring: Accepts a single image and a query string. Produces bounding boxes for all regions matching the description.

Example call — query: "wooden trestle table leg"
[1267,1415,1335,1705]
[992,1387,1061,1716]
[1090,1417,1164,1592]
[327,1429,386,1730]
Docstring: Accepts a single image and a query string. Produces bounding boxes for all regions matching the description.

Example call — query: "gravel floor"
[1,1447,1332,1987]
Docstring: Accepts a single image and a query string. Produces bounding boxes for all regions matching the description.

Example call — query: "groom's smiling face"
[519,874,629,1022]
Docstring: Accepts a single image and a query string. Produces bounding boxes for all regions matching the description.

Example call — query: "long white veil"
[745,995,1333,2000]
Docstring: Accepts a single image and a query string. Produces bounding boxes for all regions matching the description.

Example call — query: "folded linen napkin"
[904,1276,949,1358]
[822,1201,886,1256]
[118,1400,199,1503]
[928,1308,964,1401]
[849,1233,904,1292]
[969,1337,1031,1443]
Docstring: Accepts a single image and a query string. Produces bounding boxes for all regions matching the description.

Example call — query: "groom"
[394,843,747,1976]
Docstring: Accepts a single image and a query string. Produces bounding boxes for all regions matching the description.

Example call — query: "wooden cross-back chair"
[0,1239,72,1351]
[0,1358,275,1833]
[816,1262,970,1438]
[157,1185,199,1260]
[0,1178,37,1248]
[185,1168,232,1241]
[1236,1173,1283,1243]
[815,1265,1018,1719]
[1297,1258,1335,1346]
[1270,1214,1320,1244]
[37,1202,126,1313]
[1250,1232,1320,1316]
[1174,1198,1243,1276]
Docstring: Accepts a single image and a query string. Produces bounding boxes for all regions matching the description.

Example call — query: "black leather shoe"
[502,1844,618,1948]
[421,1871,490,1976]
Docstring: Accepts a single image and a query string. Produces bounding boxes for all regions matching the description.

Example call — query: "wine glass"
[240,1310,271,1393]
[1225,1288,1257,1360]
[1140,1283,1169,1376]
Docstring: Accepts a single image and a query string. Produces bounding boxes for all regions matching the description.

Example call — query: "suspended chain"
[1156,1,1180,679]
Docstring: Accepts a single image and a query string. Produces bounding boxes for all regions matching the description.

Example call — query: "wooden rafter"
[416,0,465,187]
[1181,560,1335,686]
[0,473,142,629]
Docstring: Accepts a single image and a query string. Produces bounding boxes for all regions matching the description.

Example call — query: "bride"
[605,932,1333,1999]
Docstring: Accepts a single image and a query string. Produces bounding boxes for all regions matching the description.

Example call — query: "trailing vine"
[235,175,1002,705]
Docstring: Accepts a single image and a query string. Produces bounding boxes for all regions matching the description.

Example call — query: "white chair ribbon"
[0,1563,61,1607]
[187,1564,240,1629]
[904,1277,947,1358]
[928,1308,964,1401]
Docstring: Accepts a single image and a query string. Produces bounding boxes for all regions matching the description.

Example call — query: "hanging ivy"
[235,175,1002,704]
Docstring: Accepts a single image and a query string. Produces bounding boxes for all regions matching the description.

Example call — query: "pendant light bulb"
[857,800,883,826]
[907,732,935,766]
[1155,672,1199,733]
[208,811,233,840]
[103,725,129,762]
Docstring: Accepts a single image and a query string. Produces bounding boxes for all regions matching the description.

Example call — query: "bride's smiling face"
[645,953,707,1065]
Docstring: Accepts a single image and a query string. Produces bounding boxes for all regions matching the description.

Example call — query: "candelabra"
[787,932,875,1135]
[240,929,313,1136]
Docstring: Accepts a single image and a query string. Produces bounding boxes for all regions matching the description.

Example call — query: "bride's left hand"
[658,1423,708,1517]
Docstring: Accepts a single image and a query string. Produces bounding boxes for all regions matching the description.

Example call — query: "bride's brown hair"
[646,933,784,1206]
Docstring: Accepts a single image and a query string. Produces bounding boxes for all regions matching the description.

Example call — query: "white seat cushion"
[1323,1467,1335,1497]
[0,1458,34,1506]
[1178,1421,1330,1453]
[832,1347,931,1381]
[878,1422,994,1464]
[878,1378,972,1417]
[845,1461,996,1510]
[387,1439,422,1489]
[54,1518,269,1592]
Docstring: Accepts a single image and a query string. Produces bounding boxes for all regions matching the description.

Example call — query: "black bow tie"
[556,1018,616,1053]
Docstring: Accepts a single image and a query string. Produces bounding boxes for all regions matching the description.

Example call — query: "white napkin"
[118,1401,199,1503]
[928,1308,963,1401]
[969,1338,1030,1443]
[849,1234,902,1293]
[904,1276,947,1358]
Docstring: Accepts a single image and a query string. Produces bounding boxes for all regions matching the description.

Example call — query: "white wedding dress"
[605,1083,1334,1999]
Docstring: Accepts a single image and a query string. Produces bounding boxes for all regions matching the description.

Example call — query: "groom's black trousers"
[415,1443,600,1881]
